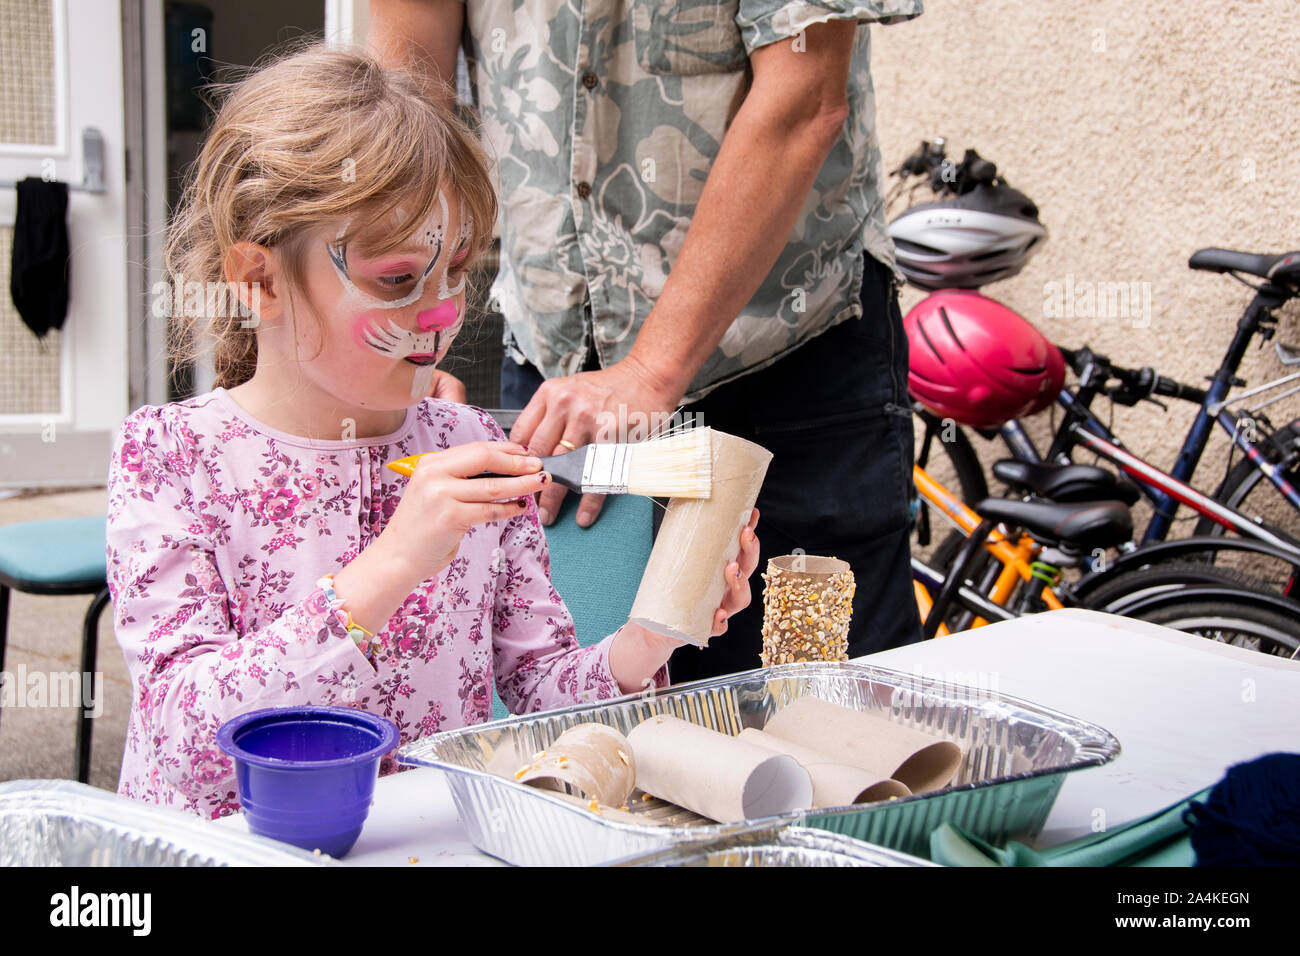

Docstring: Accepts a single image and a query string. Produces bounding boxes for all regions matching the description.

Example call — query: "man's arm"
[369,0,472,405]
[368,0,464,111]
[620,19,858,402]
[512,20,859,525]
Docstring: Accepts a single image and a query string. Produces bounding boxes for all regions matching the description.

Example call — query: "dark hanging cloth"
[9,177,71,339]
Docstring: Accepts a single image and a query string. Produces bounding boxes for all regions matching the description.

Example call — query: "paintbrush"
[386,427,713,498]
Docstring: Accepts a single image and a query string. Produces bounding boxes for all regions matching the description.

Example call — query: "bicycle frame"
[911,557,1016,626]
[998,281,1300,545]
[999,400,1300,558]
[911,465,1065,632]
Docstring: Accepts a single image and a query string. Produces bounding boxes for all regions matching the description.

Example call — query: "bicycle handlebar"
[1056,345,1207,406]
[1152,375,1207,405]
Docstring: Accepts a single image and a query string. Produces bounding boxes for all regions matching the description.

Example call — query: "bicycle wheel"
[1085,563,1299,657]
[912,408,988,568]
[1126,599,1298,658]
[1081,560,1280,612]
[1193,417,1300,593]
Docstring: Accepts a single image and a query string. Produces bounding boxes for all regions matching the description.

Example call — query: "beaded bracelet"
[316,573,378,662]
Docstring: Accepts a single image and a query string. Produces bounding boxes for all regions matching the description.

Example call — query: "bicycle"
[910,459,1300,657]
[919,331,1300,599]
[890,139,1300,593]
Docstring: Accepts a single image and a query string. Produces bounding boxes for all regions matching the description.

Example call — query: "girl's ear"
[223,242,284,323]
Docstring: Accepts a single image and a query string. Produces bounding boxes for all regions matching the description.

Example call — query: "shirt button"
[576,181,591,199]
[582,71,598,90]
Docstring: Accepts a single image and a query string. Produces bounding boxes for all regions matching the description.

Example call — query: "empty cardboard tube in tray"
[764,696,963,794]
[737,728,911,806]
[627,714,813,823]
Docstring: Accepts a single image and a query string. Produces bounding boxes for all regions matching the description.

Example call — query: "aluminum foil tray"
[0,780,334,866]
[606,827,937,867]
[398,661,1119,866]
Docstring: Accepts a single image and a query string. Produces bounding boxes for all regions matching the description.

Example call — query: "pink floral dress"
[105,387,665,819]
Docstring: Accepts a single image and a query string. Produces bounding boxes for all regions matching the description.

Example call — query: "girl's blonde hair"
[166,43,498,390]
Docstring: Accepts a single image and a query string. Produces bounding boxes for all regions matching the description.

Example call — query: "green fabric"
[0,516,107,587]
[491,494,653,719]
[930,787,1215,867]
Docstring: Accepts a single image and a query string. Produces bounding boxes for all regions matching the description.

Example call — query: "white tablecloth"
[216,608,1300,864]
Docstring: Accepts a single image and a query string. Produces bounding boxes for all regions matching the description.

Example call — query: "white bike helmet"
[888,156,1047,291]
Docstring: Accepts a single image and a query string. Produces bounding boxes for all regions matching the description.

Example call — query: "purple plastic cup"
[216,705,399,858]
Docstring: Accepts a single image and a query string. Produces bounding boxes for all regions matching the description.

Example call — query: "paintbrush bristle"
[624,427,712,498]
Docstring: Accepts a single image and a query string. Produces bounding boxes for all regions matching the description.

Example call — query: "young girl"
[106,44,760,819]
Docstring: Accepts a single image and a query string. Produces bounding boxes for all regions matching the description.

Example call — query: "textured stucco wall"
[871,0,1300,541]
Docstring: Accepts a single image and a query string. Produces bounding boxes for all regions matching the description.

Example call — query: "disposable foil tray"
[0,780,334,866]
[398,662,1120,866]
[606,827,937,867]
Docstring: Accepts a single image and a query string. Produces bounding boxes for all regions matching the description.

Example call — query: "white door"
[0,0,129,489]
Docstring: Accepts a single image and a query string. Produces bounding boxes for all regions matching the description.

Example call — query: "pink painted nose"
[416,301,459,332]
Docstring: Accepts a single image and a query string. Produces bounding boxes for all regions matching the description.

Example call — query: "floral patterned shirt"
[462,0,923,399]
[105,387,665,819]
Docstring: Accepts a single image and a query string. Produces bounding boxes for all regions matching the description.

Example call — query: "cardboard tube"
[737,728,911,807]
[514,723,636,807]
[760,554,856,665]
[627,715,812,823]
[763,697,963,794]
[629,430,772,646]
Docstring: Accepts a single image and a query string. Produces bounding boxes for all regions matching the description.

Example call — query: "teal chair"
[0,516,110,782]
[490,492,654,719]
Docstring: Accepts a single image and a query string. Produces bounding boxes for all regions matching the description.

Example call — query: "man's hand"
[428,370,468,404]
[509,355,681,526]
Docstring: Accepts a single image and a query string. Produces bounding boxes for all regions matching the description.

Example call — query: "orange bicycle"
[908,457,1300,656]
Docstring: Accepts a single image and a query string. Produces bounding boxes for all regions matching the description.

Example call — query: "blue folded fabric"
[1184,752,1300,866]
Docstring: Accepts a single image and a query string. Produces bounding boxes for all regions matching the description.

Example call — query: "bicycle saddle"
[992,459,1141,506]
[1188,248,1300,288]
[972,497,1134,551]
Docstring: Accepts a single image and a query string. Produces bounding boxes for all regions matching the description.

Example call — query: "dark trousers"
[501,253,924,681]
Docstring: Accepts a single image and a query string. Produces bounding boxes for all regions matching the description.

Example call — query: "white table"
[217,609,1300,864]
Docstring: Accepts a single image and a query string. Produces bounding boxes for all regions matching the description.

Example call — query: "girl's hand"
[609,509,761,692]
[713,508,761,637]
[380,440,549,582]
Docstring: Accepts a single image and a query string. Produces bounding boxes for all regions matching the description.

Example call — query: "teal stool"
[490,493,654,719]
[0,516,111,782]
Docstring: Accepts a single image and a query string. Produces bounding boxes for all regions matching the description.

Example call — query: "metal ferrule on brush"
[579,443,631,495]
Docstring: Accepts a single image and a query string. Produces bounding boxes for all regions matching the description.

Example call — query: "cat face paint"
[327,191,472,311]
[326,191,472,397]
[351,300,462,363]
[439,193,473,299]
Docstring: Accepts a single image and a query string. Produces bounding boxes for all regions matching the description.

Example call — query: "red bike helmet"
[906,290,1066,429]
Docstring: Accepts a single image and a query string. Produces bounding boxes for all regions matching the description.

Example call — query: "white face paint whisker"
[356,313,458,361]
[372,321,405,347]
